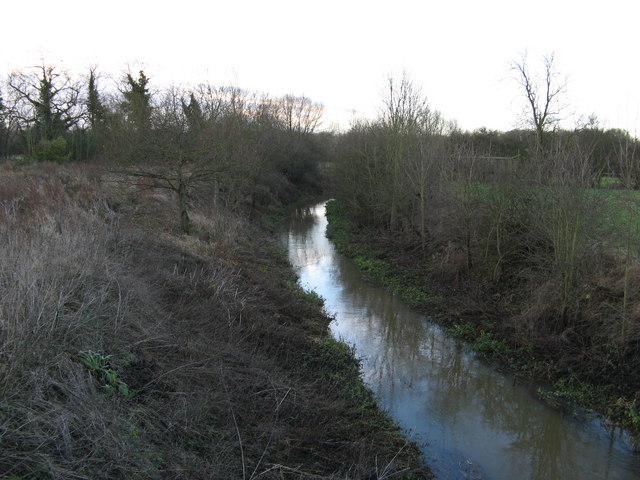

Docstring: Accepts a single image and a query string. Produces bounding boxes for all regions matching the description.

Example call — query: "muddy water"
[281,202,640,480]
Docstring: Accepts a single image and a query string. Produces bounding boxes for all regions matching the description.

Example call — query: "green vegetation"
[34,136,70,162]
[326,200,443,312]
[77,351,134,397]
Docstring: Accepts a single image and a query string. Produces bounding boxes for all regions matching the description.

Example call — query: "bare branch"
[511,52,567,153]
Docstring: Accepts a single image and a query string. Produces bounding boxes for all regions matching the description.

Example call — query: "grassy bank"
[325,199,640,438]
[0,161,430,479]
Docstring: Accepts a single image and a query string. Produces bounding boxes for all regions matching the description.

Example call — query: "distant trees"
[280,94,323,135]
[0,61,329,235]
[612,130,640,189]
[330,72,640,372]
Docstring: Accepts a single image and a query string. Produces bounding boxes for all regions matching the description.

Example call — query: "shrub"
[34,136,70,162]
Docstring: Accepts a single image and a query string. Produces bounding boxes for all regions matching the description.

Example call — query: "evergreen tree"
[122,70,151,133]
[181,92,204,131]
[86,68,106,129]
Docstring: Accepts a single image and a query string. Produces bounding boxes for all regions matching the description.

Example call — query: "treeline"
[456,126,639,183]
[331,74,640,397]
[0,63,331,231]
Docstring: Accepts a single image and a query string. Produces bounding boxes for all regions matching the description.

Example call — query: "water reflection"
[281,202,640,480]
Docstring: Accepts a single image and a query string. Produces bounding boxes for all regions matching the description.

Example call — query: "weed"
[77,351,134,397]
[472,331,512,358]
[300,288,325,308]
[451,322,476,340]
[354,256,389,279]
[283,278,326,309]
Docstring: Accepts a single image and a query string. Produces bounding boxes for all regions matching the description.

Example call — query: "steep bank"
[0,162,430,479]
[325,199,640,438]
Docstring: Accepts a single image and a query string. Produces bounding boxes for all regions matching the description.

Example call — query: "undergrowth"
[325,198,640,437]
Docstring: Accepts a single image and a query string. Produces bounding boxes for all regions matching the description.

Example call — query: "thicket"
[330,74,640,429]
[0,64,333,233]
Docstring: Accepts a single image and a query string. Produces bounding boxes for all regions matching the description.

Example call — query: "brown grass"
[0,160,429,479]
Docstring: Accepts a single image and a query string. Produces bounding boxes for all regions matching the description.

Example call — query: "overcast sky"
[2,0,639,134]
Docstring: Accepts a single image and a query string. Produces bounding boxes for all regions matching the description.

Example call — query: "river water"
[280,201,640,480]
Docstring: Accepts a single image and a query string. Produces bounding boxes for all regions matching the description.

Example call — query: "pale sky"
[2,0,639,134]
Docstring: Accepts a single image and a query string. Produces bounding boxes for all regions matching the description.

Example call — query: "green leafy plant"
[77,350,134,398]
[473,330,512,357]
[451,321,476,340]
[34,136,71,163]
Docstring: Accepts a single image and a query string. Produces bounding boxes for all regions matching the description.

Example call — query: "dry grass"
[0,161,429,479]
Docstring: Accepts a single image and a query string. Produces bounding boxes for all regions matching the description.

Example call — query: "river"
[280,201,640,480]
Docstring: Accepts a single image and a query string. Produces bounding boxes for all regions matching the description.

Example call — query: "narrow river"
[281,201,640,480]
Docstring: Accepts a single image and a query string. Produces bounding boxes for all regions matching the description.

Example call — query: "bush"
[34,136,71,162]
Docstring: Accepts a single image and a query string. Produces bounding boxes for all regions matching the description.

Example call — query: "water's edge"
[283,202,640,480]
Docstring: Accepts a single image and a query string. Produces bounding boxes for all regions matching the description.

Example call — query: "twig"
[138,360,205,392]
[230,404,246,480]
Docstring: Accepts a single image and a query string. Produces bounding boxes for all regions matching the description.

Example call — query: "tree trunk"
[178,180,190,234]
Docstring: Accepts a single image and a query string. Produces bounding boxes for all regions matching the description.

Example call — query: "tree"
[612,130,640,189]
[279,94,323,135]
[86,67,106,129]
[511,52,566,155]
[268,94,325,187]
[181,92,204,131]
[79,67,109,159]
[121,70,152,135]
[124,87,222,234]
[0,87,6,156]
[114,70,153,161]
[381,73,428,230]
[407,107,447,248]
[8,63,83,157]
[333,120,389,226]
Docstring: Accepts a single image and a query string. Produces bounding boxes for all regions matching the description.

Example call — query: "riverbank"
[324,199,640,439]
[0,162,431,479]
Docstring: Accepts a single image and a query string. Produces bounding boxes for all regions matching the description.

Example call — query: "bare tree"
[614,132,640,189]
[279,94,323,135]
[381,73,428,230]
[511,52,566,155]
[406,108,447,248]
[124,87,223,234]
